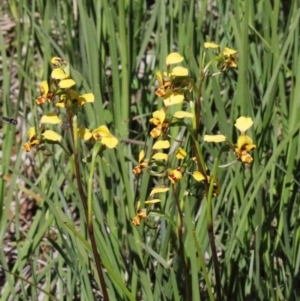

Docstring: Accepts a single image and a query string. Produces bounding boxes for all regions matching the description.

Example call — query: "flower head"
[92,126,118,149]
[133,150,149,175]
[156,71,172,97]
[36,81,52,105]
[168,168,183,184]
[22,127,41,152]
[192,171,220,196]
[204,116,256,164]
[235,136,256,163]
[204,42,238,71]
[176,147,187,160]
[222,47,238,69]
[132,199,161,226]
[155,53,191,106]
[234,116,256,163]
[149,109,168,138]
[56,90,95,108]
[51,57,68,68]
[132,201,148,226]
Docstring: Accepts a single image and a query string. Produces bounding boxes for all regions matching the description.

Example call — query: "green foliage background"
[1,0,300,300]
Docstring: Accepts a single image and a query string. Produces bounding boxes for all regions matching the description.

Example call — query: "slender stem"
[192,231,215,301]
[206,157,223,301]
[207,217,221,301]
[69,112,109,301]
[196,70,205,131]
[193,57,222,300]
[174,185,191,300]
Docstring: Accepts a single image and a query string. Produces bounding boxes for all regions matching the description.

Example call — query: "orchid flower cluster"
[132,44,255,226]
[22,57,118,153]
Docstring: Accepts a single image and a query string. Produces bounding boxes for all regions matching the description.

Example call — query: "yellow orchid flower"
[168,168,183,184]
[235,135,256,163]
[204,42,238,71]
[192,172,220,196]
[234,116,256,163]
[92,125,118,149]
[51,57,68,68]
[22,127,41,152]
[132,199,161,226]
[223,47,238,69]
[78,127,93,140]
[175,147,187,160]
[155,70,172,97]
[204,116,256,164]
[36,81,52,105]
[67,90,95,106]
[133,150,149,175]
[149,109,168,138]
[155,52,192,105]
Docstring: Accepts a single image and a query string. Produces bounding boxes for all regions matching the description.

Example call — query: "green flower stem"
[71,115,110,301]
[192,231,215,301]
[56,141,76,173]
[173,184,191,301]
[195,69,205,131]
[88,141,103,224]
[187,125,207,180]
[72,115,78,151]
[190,100,197,133]
[206,146,228,301]
[195,55,218,132]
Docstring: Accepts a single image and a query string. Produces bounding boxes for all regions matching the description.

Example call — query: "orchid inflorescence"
[23,57,118,153]
[132,44,255,226]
